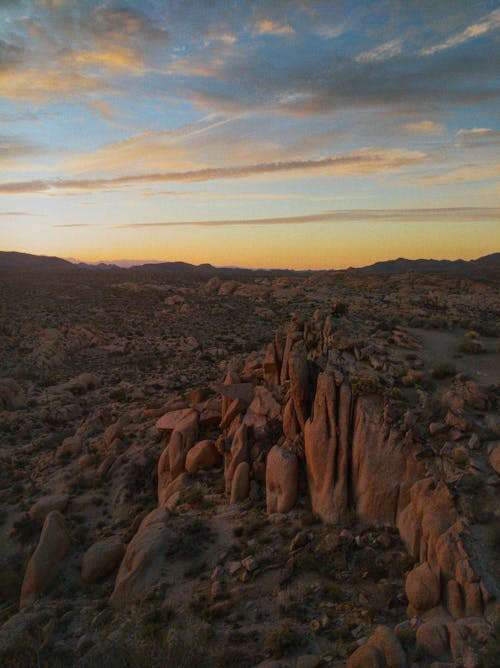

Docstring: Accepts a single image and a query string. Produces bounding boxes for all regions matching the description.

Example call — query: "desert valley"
[0,255,498,667]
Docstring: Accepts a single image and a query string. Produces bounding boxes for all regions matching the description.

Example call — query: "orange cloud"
[403,120,444,136]
[0,67,102,101]
[255,19,294,36]
[0,147,428,194]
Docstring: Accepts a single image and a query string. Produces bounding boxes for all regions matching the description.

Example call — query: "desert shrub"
[10,513,39,542]
[277,583,310,619]
[452,447,468,469]
[401,370,424,387]
[170,518,212,557]
[431,362,456,379]
[457,472,484,494]
[263,619,305,658]
[350,374,380,396]
[480,615,500,667]
[0,562,22,601]
[185,485,204,506]
[458,332,485,354]
[126,454,158,492]
[79,626,210,668]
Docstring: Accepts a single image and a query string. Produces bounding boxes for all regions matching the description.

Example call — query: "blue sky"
[0,0,499,268]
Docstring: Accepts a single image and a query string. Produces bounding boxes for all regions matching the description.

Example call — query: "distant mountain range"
[358,253,500,274]
[0,250,499,276]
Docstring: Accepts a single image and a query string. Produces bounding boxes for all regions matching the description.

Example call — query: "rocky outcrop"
[266,445,299,513]
[110,509,173,607]
[352,395,420,525]
[304,372,349,524]
[209,311,495,625]
[20,511,70,609]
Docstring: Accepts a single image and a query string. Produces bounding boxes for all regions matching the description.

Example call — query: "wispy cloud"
[139,191,363,201]
[403,120,444,136]
[421,7,500,55]
[419,163,500,186]
[455,128,500,147]
[0,148,428,194]
[0,211,39,216]
[355,39,402,63]
[114,207,500,229]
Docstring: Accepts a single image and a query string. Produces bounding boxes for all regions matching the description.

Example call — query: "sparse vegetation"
[431,362,456,379]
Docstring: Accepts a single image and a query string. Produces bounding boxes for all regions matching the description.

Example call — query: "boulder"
[185,439,221,473]
[348,625,406,668]
[103,418,125,448]
[28,493,69,523]
[110,509,173,607]
[168,410,199,478]
[369,626,407,667]
[488,444,500,475]
[446,579,464,619]
[263,341,280,385]
[230,462,250,503]
[155,407,197,432]
[158,472,191,508]
[266,445,299,514]
[204,276,221,294]
[416,622,450,662]
[82,537,125,583]
[347,643,386,667]
[20,511,70,609]
[405,561,441,612]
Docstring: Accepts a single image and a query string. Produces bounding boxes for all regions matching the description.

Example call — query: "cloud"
[0,67,103,101]
[355,39,402,63]
[0,133,39,166]
[86,99,117,122]
[0,147,427,194]
[254,19,294,36]
[457,127,495,139]
[419,163,500,186]
[0,211,38,216]
[115,207,500,229]
[184,39,499,119]
[0,4,169,102]
[403,120,444,136]
[421,7,500,55]
[139,191,361,202]
[455,128,500,147]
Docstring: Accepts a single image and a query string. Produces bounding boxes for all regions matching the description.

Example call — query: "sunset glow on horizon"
[1,1,499,269]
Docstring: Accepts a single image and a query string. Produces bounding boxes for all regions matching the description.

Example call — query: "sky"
[0,0,499,269]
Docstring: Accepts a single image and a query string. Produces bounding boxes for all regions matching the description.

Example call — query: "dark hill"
[0,251,76,270]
